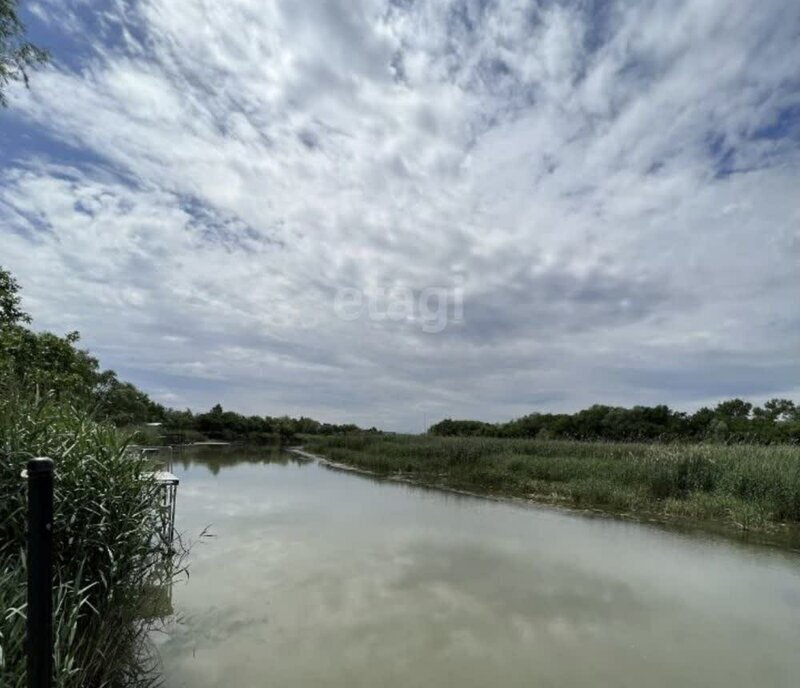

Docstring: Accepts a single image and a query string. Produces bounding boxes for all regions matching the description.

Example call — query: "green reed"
[0,389,185,688]
[304,434,800,534]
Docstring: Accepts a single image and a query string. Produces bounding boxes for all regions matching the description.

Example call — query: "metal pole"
[27,457,53,688]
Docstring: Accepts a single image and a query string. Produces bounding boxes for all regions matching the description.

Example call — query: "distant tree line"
[429,399,800,444]
[0,267,365,443]
[160,404,368,444]
[5,266,799,445]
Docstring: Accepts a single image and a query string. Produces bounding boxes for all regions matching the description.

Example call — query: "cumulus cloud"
[1,0,799,429]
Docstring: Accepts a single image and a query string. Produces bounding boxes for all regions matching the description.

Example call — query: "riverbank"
[301,435,800,544]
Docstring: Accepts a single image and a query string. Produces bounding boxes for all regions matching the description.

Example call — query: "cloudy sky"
[2,0,799,430]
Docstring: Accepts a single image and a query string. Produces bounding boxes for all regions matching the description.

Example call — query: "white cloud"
[1,0,799,429]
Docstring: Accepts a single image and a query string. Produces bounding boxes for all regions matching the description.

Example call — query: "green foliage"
[305,434,800,535]
[0,268,165,426]
[0,1,48,107]
[170,404,363,444]
[95,379,166,428]
[0,266,31,326]
[1,327,96,398]
[0,323,167,425]
[430,399,800,444]
[0,390,184,688]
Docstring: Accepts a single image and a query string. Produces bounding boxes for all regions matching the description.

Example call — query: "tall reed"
[0,389,184,688]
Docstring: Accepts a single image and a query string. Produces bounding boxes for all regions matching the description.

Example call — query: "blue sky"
[2,0,800,430]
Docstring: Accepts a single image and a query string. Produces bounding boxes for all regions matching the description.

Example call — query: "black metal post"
[27,457,53,688]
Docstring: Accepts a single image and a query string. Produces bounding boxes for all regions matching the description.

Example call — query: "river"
[155,446,800,687]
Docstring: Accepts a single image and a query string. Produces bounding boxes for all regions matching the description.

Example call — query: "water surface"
[156,446,800,688]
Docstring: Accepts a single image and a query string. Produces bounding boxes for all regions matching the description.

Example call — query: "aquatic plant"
[0,388,185,688]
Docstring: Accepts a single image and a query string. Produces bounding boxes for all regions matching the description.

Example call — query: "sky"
[1,0,800,431]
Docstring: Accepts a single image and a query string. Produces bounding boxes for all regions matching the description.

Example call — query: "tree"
[714,399,752,420]
[0,265,31,327]
[762,399,796,423]
[1,1,48,106]
[1,268,99,398]
[1,267,166,424]
[95,377,166,426]
[0,326,102,401]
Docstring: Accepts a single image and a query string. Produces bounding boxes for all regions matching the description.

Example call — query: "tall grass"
[304,435,800,533]
[0,390,184,688]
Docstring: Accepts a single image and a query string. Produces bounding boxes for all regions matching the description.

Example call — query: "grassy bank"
[0,391,184,688]
[304,434,800,537]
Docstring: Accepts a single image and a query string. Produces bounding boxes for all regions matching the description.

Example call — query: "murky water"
[156,446,800,688]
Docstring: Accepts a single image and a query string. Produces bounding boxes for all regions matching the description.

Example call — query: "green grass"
[304,434,800,537]
[0,390,185,688]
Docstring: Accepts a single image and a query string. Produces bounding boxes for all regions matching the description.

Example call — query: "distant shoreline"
[293,439,800,551]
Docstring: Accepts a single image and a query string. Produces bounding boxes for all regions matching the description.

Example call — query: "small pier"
[129,446,181,619]
[129,445,180,549]
[143,469,179,548]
